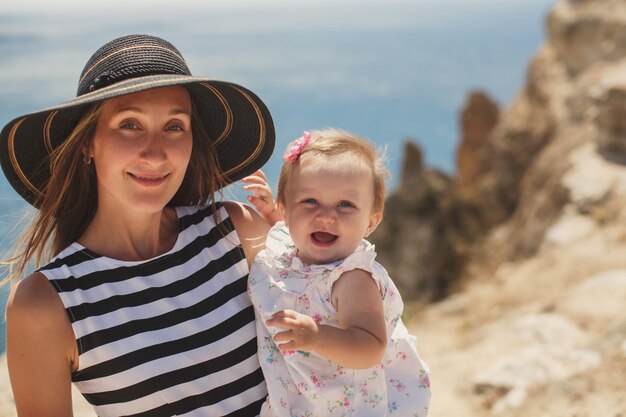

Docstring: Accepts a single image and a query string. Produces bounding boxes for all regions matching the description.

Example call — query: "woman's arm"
[225,200,271,267]
[6,272,77,417]
[267,268,387,369]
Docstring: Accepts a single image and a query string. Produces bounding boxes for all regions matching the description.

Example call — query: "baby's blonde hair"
[277,129,390,214]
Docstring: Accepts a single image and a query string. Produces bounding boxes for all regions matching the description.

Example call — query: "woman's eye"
[166,124,185,132]
[121,122,138,129]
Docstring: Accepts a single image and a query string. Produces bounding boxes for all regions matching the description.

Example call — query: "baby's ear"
[278,203,288,227]
[365,211,383,237]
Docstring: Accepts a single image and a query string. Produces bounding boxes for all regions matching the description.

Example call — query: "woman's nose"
[141,131,167,162]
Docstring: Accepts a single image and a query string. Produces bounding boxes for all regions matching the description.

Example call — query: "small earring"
[83,154,92,165]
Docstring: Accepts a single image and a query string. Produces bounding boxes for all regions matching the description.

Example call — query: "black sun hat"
[0,34,275,207]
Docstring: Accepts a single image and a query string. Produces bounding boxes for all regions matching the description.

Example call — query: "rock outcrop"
[482,0,626,263]
[456,91,500,187]
[373,0,626,300]
[374,0,626,415]
[371,142,458,301]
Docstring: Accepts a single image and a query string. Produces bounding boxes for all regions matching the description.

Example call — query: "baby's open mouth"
[311,231,338,244]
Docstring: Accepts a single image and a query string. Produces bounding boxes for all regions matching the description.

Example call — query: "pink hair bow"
[283,131,311,163]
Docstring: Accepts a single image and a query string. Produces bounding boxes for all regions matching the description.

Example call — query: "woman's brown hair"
[2,91,226,285]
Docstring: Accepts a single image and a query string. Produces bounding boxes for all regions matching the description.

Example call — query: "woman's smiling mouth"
[128,172,169,186]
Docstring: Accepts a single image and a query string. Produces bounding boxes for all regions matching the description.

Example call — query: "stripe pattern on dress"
[39,204,267,417]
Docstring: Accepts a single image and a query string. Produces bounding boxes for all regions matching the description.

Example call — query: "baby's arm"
[241,170,283,225]
[267,268,387,369]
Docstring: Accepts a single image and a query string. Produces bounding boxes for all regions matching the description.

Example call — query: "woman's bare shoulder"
[7,272,61,313]
[6,272,78,414]
[6,272,72,343]
[7,270,77,361]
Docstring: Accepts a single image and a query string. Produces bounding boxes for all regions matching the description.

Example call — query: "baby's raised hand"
[241,170,282,225]
[266,309,320,353]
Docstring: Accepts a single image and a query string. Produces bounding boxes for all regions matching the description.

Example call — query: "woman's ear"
[365,212,383,237]
[81,144,94,161]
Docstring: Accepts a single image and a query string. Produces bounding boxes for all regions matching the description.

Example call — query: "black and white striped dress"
[39,204,267,417]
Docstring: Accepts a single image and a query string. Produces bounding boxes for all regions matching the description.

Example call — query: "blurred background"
[0,0,553,205]
[4,0,626,416]
[0,0,551,347]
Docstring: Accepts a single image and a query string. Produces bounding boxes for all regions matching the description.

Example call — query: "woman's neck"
[78,205,179,261]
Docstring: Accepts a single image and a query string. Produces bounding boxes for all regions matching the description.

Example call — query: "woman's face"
[90,86,193,214]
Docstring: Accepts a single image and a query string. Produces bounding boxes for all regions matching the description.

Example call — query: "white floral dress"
[248,222,431,417]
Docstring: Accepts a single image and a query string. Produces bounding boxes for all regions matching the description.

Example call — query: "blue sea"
[0,0,555,353]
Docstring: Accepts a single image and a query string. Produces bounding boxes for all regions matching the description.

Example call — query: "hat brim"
[0,74,275,207]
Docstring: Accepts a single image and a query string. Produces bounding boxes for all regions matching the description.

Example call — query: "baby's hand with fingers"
[241,170,282,224]
[267,309,320,353]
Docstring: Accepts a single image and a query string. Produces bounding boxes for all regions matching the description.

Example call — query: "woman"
[1,34,277,416]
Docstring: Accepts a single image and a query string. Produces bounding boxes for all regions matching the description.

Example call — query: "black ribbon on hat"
[88,71,116,92]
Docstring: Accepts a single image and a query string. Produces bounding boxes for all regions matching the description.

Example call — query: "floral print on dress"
[249,222,431,417]
[419,369,431,389]
[263,336,282,364]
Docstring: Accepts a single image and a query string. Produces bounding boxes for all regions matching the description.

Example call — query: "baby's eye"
[338,201,355,208]
[301,198,318,205]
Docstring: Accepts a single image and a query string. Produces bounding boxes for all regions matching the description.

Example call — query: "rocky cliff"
[373,0,626,415]
[372,0,626,301]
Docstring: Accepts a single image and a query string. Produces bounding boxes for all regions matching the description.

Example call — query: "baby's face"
[280,155,382,265]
